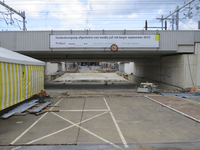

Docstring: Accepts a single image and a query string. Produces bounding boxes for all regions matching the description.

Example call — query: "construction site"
[1,48,200,150]
[0,0,200,149]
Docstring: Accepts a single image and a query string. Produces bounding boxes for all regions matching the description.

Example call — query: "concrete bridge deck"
[0,30,199,61]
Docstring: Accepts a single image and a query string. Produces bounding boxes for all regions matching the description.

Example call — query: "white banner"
[50,35,159,48]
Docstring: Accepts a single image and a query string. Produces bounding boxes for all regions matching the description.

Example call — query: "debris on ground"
[95,69,116,73]
[29,101,51,113]
[160,92,200,99]
[137,82,157,93]
[1,100,38,119]
[189,88,197,93]
[1,89,54,119]
[13,113,27,116]
[61,91,157,98]
[104,77,108,85]
[35,109,59,116]
[48,105,59,107]
[61,92,69,97]
[158,87,200,99]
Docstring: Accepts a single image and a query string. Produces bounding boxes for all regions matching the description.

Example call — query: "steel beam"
[0,1,26,31]
[163,0,195,20]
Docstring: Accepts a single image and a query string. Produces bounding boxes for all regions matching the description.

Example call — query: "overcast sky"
[0,0,199,31]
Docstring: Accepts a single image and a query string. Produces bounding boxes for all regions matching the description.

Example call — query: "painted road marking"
[51,112,122,149]
[103,97,129,149]
[145,95,200,123]
[10,97,123,149]
[10,98,63,145]
[60,109,109,112]
[11,146,21,150]
[145,94,200,105]
[26,111,109,144]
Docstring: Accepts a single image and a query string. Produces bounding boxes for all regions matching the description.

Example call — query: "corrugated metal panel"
[158,30,195,51]
[195,32,200,42]
[16,31,50,51]
[0,32,16,50]
[0,30,199,52]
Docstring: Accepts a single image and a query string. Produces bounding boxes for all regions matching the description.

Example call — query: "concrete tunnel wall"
[196,43,200,87]
[45,62,59,75]
[45,62,66,75]
[125,43,200,89]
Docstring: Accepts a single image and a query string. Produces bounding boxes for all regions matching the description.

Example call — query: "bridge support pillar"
[126,43,200,89]
[195,43,200,88]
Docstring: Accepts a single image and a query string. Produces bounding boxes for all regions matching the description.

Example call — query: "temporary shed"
[0,47,45,111]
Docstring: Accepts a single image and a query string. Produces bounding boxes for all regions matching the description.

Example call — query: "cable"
[180,20,195,29]
[0,0,199,30]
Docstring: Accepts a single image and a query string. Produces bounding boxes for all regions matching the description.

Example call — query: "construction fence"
[0,62,44,111]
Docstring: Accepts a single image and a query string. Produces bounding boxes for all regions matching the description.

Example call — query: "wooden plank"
[13,113,27,116]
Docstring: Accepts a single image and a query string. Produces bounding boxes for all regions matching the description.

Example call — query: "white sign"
[50,35,159,48]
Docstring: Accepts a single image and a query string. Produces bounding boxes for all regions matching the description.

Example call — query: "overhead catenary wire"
[0,0,199,30]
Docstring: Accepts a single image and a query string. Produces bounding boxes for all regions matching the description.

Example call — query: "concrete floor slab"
[57,98,85,110]
[0,98,61,145]
[78,112,122,144]
[84,98,108,110]
[1,93,200,149]
[2,144,200,150]
[76,129,107,144]
[15,112,75,144]
[53,73,127,82]
[105,97,200,143]
[0,114,41,145]
[29,126,79,144]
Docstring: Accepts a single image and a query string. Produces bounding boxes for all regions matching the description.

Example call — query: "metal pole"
[0,1,25,18]
[0,1,26,31]
[23,18,26,31]
[161,15,163,30]
[163,0,195,20]
[198,21,200,30]
[22,11,26,31]
[145,20,147,30]
[172,15,174,30]
[176,5,179,30]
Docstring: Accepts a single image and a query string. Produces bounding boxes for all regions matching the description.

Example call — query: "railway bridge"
[0,30,199,88]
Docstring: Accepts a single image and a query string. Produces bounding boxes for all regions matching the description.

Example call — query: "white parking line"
[103,98,129,149]
[51,112,122,149]
[26,111,109,144]
[60,109,109,112]
[145,94,200,105]
[11,146,21,150]
[10,98,63,145]
[145,95,200,123]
